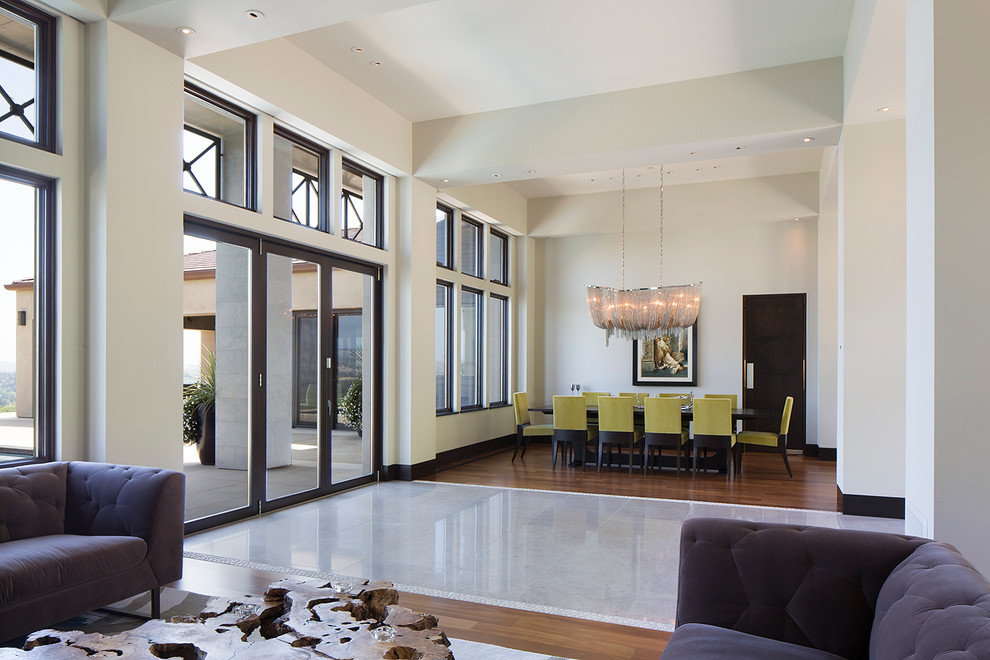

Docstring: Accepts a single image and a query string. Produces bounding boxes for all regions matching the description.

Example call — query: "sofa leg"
[150,587,161,619]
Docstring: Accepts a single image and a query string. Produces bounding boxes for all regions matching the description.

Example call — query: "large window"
[274,126,327,231]
[183,83,257,209]
[487,294,508,406]
[436,203,452,269]
[435,281,452,412]
[0,165,54,465]
[0,0,54,150]
[489,228,508,285]
[341,158,383,248]
[460,216,483,278]
[459,287,483,409]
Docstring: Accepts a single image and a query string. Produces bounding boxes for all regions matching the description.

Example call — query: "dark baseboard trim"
[818,447,836,461]
[803,444,819,457]
[839,489,905,519]
[382,434,514,482]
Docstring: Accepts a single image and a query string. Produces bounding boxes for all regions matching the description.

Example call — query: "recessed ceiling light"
[802,137,815,143]
[878,106,892,112]
[443,179,449,183]
[244,9,264,20]
[527,169,535,174]
[176,26,195,35]
[491,173,500,178]
[794,217,800,221]
[665,170,671,175]
[712,165,720,169]
[590,178,597,182]
[695,168,701,172]
[370,61,382,67]
[351,47,364,54]
[735,145,745,150]
[689,151,699,155]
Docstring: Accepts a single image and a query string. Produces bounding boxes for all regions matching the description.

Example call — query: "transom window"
[0,0,55,151]
[489,228,508,285]
[182,83,257,210]
[460,216,483,278]
[436,203,453,269]
[341,159,383,248]
[274,127,327,231]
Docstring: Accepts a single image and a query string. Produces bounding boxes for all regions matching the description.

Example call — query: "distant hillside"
[0,371,15,408]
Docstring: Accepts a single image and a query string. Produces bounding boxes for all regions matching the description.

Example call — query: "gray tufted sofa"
[662,517,990,659]
[0,461,185,643]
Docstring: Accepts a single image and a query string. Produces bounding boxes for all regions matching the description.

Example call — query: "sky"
[0,178,35,368]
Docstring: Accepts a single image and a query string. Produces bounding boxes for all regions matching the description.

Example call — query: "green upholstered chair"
[591,396,644,473]
[512,392,554,462]
[735,396,794,478]
[704,393,738,409]
[642,396,689,475]
[658,392,691,399]
[552,395,597,469]
[619,392,647,406]
[691,397,736,480]
[581,391,610,406]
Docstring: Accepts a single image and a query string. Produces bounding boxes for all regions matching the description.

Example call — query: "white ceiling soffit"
[843,0,905,124]
[288,0,855,123]
[108,0,438,59]
[507,149,827,200]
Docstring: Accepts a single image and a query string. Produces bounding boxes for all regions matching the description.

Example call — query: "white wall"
[818,149,839,451]
[538,217,818,446]
[837,119,906,499]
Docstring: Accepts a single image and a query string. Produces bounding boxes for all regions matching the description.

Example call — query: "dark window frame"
[274,125,329,232]
[489,228,509,285]
[436,203,453,269]
[459,285,484,410]
[183,82,258,211]
[341,158,384,249]
[487,292,509,407]
[460,215,484,279]
[0,164,55,467]
[435,280,453,414]
[0,0,56,152]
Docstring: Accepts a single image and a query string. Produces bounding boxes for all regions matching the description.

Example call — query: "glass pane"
[489,232,506,284]
[183,129,218,198]
[266,253,320,501]
[435,284,449,410]
[331,267,375,484]
[0,9,37,142]
[435,207,449,267]
[341,161,381,247]
[0,177,36,461]
[460,289,481,407]
[487,296,506,405]
[275,133,322,229]
[183,93,247,206]
[461,220,481,277]
[182,234,252,522]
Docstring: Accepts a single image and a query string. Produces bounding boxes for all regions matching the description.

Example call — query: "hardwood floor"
[172,443,837,659]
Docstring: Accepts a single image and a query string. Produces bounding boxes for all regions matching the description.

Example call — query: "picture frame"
[632,323,698,386]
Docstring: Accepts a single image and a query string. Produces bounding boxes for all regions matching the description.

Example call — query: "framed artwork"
[632,323,698,386]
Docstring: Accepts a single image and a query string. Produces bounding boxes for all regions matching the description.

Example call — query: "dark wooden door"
[742,293,806,450]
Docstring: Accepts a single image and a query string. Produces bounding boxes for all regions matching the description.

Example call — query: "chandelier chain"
[658,165,664,287]
[620,168,625,289]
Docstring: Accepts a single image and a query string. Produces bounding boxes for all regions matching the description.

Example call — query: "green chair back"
[780,396,794,435]
[644,397,683,434]
[581,392,610,407]
[598,396,635,433]
[512,392,531,426]
[658,392,690,400]
[553,395,588,431]
[693,397,733,436]
[705,393,738,409]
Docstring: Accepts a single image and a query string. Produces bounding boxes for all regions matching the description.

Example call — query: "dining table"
[526,402,769,472]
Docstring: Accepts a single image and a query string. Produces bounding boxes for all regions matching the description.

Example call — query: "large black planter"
[196,404,216,466]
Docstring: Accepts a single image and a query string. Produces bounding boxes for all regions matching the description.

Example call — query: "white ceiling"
[101,0,881,200]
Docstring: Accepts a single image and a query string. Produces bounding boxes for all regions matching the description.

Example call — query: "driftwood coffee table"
[10,577,453,659]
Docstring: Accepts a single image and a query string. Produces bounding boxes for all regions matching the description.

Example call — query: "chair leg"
[150,587,161,619]
[628,441,634,475]
[675,444,681,477]
[780,435,793,478]
[551,437,558,470]
[512,428,522,462]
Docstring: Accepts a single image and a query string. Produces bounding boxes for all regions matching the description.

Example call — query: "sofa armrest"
[64,462,185,585]
[676,517,927,660]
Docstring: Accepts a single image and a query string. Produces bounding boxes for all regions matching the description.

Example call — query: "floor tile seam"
[181,551,674,632]
[418,480,838,515]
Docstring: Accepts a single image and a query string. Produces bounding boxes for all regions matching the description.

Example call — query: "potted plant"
[183,350,216,465]
[340,379,362,437]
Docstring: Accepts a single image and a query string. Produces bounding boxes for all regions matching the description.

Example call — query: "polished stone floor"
[184,480,904,630]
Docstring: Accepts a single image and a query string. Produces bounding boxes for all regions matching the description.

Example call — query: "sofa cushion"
[0,534,147,607]
[0,463,67,543]
[663,623,847,660]
[870,542,990,660]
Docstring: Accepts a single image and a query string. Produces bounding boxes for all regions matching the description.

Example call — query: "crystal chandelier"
[586,167,701,346]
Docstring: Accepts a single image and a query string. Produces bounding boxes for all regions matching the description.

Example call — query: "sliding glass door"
[182,218,381,532]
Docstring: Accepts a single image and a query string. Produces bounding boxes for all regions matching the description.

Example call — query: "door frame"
[183,216,383,533]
